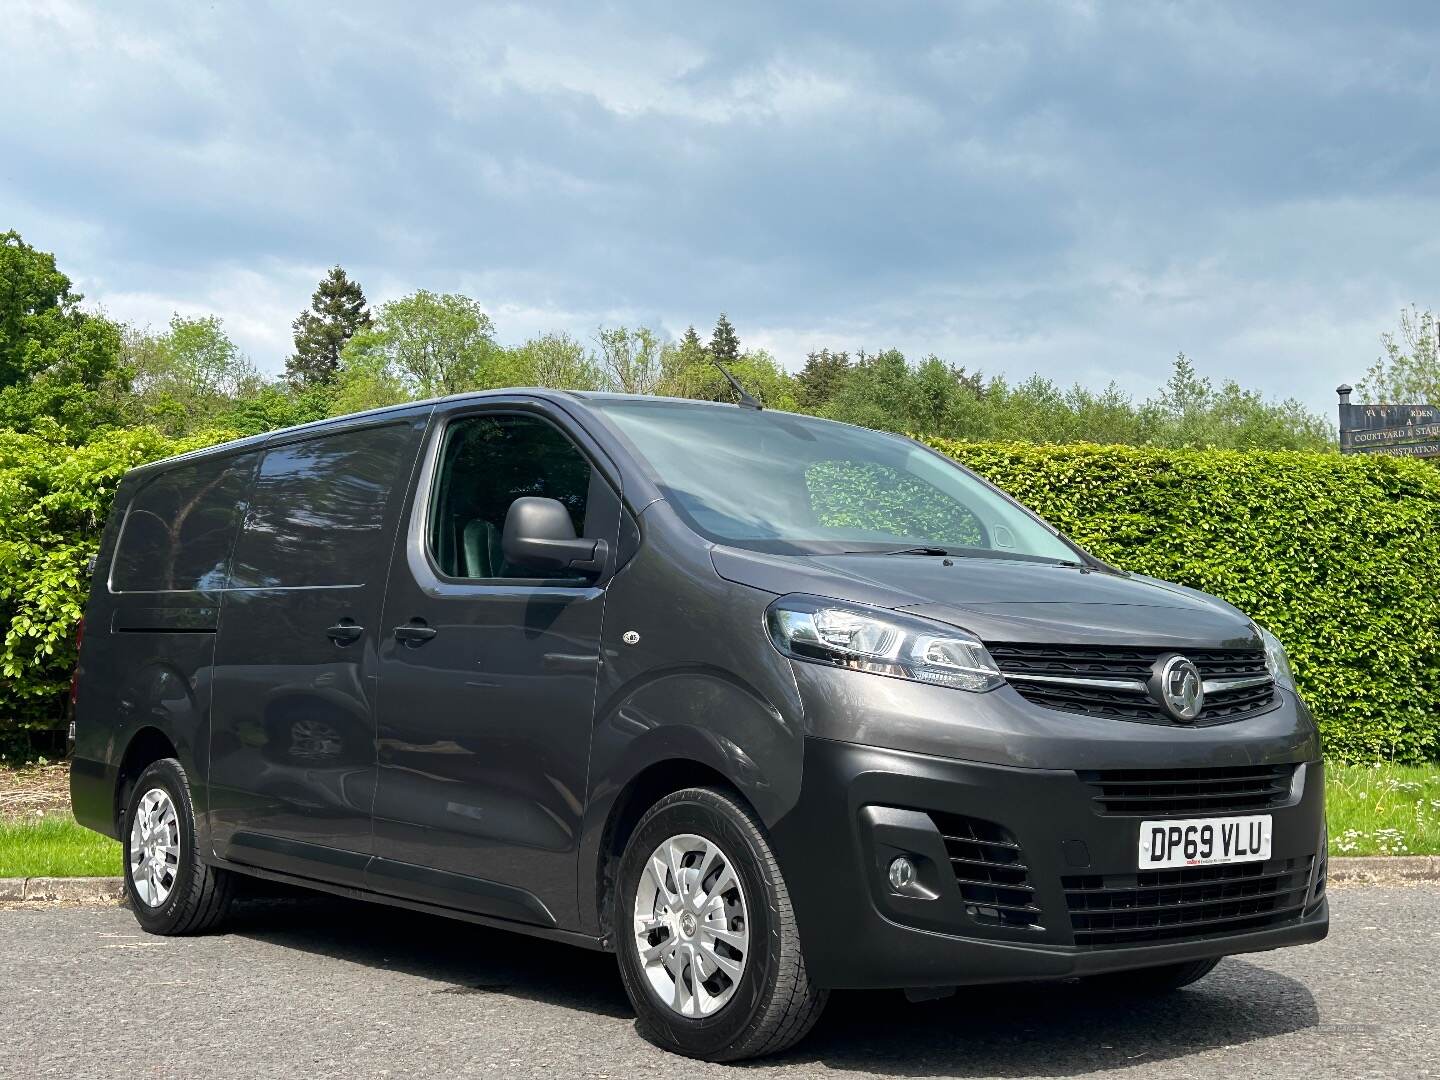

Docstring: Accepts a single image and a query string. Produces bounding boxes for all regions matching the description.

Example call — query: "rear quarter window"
[111,453,258,593]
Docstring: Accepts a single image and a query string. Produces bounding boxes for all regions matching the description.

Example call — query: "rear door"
[207,410,430,881]
[72,452,257,837]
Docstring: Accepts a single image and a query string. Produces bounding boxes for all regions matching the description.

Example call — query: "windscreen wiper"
[841,546,955,557]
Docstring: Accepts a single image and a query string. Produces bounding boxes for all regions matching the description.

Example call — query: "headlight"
[1256,624,1296,692]
[766,595,1003,692]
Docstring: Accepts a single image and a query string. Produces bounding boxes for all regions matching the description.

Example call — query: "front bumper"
[769,737,1328,990]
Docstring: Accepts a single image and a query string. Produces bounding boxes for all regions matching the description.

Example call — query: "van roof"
[125,388,766,477]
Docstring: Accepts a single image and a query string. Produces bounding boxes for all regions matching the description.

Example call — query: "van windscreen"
[590,400,1081,562]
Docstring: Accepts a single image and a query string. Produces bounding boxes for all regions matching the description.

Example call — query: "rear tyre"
[1085,957,1221,993]
[122,758,234,935]
[614,787,828,1062]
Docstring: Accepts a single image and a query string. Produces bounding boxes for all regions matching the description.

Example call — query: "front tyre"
[614,787,827,1062]
[122,758,234,935]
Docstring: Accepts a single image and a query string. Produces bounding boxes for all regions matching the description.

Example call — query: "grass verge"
[0,815,122,877]
[1325,762,1440,856]
[0,761,1436,878]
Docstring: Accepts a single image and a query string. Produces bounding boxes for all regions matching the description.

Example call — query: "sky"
[3,1,1438,418]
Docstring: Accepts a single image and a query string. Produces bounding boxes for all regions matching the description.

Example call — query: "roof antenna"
[711,359,763,410]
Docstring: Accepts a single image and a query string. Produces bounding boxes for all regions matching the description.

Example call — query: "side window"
[111,453,257,592]
[804,460,989,549]
[429,414,592,581]
[229,424,416,589]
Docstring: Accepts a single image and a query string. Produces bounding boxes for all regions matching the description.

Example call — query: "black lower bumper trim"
[769,737,1328,990]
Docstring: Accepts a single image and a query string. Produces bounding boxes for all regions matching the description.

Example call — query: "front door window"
[428,414,593,582]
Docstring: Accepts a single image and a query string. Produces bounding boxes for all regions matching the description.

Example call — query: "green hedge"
[3,427,1438,762]
[930,438,1440,762]
[0,425,227,754]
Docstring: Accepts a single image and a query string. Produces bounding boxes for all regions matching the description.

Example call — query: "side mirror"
[501,497,608,576]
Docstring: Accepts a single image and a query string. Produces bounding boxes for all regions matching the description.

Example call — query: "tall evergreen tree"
[680,325,706,357]
[795,348,851,412]
[655,325,711,397]
[285,266,372,387]
[709,312,740,366]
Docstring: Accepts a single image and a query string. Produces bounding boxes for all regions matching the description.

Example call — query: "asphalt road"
[2,883,1436,1079]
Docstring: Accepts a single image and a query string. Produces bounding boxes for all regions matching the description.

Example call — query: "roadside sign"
[1349,440,1440,458]
[1337,387,1440,458]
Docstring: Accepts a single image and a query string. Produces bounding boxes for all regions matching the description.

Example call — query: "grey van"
[72,390,1327,1061]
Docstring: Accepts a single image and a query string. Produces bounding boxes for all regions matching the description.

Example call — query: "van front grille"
[988,644,1268,681]
[929,812,1042,929]
[986,644,1277,726]
[1080,763,1297,816]
[1063,857,1313,946]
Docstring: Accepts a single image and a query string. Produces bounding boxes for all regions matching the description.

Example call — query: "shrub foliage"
[2,427,1437,762]
[0,425,227,750]
[930,437,1440,762]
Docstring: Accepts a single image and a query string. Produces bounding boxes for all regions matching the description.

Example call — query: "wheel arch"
[576,666,807,941]
[592,756,748,943]
[114,726,181,832]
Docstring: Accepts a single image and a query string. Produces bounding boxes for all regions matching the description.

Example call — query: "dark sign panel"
[1349,441,1440,458]
[1349,422,1440,446]
[1337,387,1440,459]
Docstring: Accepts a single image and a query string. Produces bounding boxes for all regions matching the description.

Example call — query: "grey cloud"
[1,0,1436,413]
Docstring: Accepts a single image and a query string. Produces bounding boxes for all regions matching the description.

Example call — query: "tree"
[654,325,711,398]
[285,266,372,387]
[657,338,798,408]
[328,345,413,416]
[795,349,851,412]
[219,383,333,435]
[338,291,510,402]
[595,326,665,395]
[807,345,1332,451]
[509,332,605,390]
[709,313,740,366]
[679,325,705,355]
[124,315,261,435]
[0,231,129,438]
[719,349,798,409]
[1145,353,1334,450]
[1360,306,1440,405]
[1,231,73,387]
[824,348,923,432]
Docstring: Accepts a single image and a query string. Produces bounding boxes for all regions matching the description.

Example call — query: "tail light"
[66,617,84,755]
[69,617,85,707]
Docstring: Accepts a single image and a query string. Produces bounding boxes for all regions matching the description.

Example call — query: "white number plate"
[1139,815,1272,869]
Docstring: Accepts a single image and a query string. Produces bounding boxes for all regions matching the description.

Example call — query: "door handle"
[394,622,438,647]
[325,622,364,645]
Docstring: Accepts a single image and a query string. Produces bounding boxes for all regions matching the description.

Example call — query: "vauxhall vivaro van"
[72,390,1327,1060]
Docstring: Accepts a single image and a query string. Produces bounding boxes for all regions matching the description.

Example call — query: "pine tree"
[680,325,706,357]
[656,324,711,397]
[795,348,851,412]
[285,266,372,387]
[709,312,740,366]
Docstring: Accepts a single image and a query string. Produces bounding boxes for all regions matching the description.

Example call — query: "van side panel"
[71,452,259,840]
[575,501,805,936]
[207,414,430,871]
